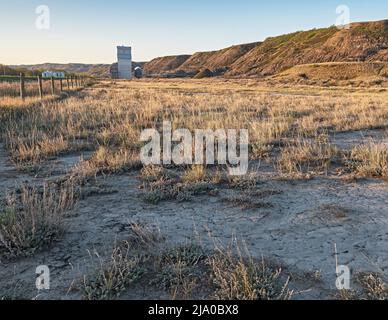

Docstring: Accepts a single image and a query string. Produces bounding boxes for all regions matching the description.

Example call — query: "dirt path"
[332,129,388,151]
[0,143,31,197]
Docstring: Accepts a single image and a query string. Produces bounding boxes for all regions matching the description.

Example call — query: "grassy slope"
[143,20,388,78]
[143,55,192,75]
[143,42,260,76]
[229,20,388,76]
[178,42,260,73]
[276,62,388,81]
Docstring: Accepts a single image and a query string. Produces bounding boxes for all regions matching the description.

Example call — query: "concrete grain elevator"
[117,46,132,80]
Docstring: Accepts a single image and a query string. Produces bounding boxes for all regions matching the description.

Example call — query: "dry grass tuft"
[140,165,179,183]
[153,244,207,299]
[346,142,388,179]
[0,183,75,258]
[141,166,217,204]
[127,222,163,249]
[182,165,208,183]
[7,135,69,169]
[82,242,146,300]
[278,137,338,176]
[209,249,293,300]
[143,180,216,204]
[70,147,141,183]
[223,193,273,210]
[358,273,387,300]
[228,173,261,190]
[338,273,387,300]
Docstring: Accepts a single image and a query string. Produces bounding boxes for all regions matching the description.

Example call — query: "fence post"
[37,75,43,99]
[66,77,70,90]
[51,77,55,96]
[20,73,25,100]
[60,78,63,92]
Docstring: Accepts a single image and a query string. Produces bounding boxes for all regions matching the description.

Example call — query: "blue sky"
[0,0,387,64]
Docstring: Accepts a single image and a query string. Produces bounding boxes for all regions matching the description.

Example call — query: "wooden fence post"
[20,73,25,100]
[60,78,63,92]
[66,77,70,90]
[37,75,43,99]
[51,77,55,96]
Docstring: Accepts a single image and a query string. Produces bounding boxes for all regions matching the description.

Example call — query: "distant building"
[117,46,132,80]
[134,66,143,79]
[42,71,65,79]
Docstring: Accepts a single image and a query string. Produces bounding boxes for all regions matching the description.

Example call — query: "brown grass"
[209,249,293,300]
[0,79,387,300]
[0,183,75,258]
[278,136,338,177]
[346,142,388,179]
[358,273,387,300]
[82,241,146,300]
[1,80,387,178]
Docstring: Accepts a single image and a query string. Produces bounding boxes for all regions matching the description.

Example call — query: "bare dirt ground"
[1,133,387,300]
[0,80,387,300]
